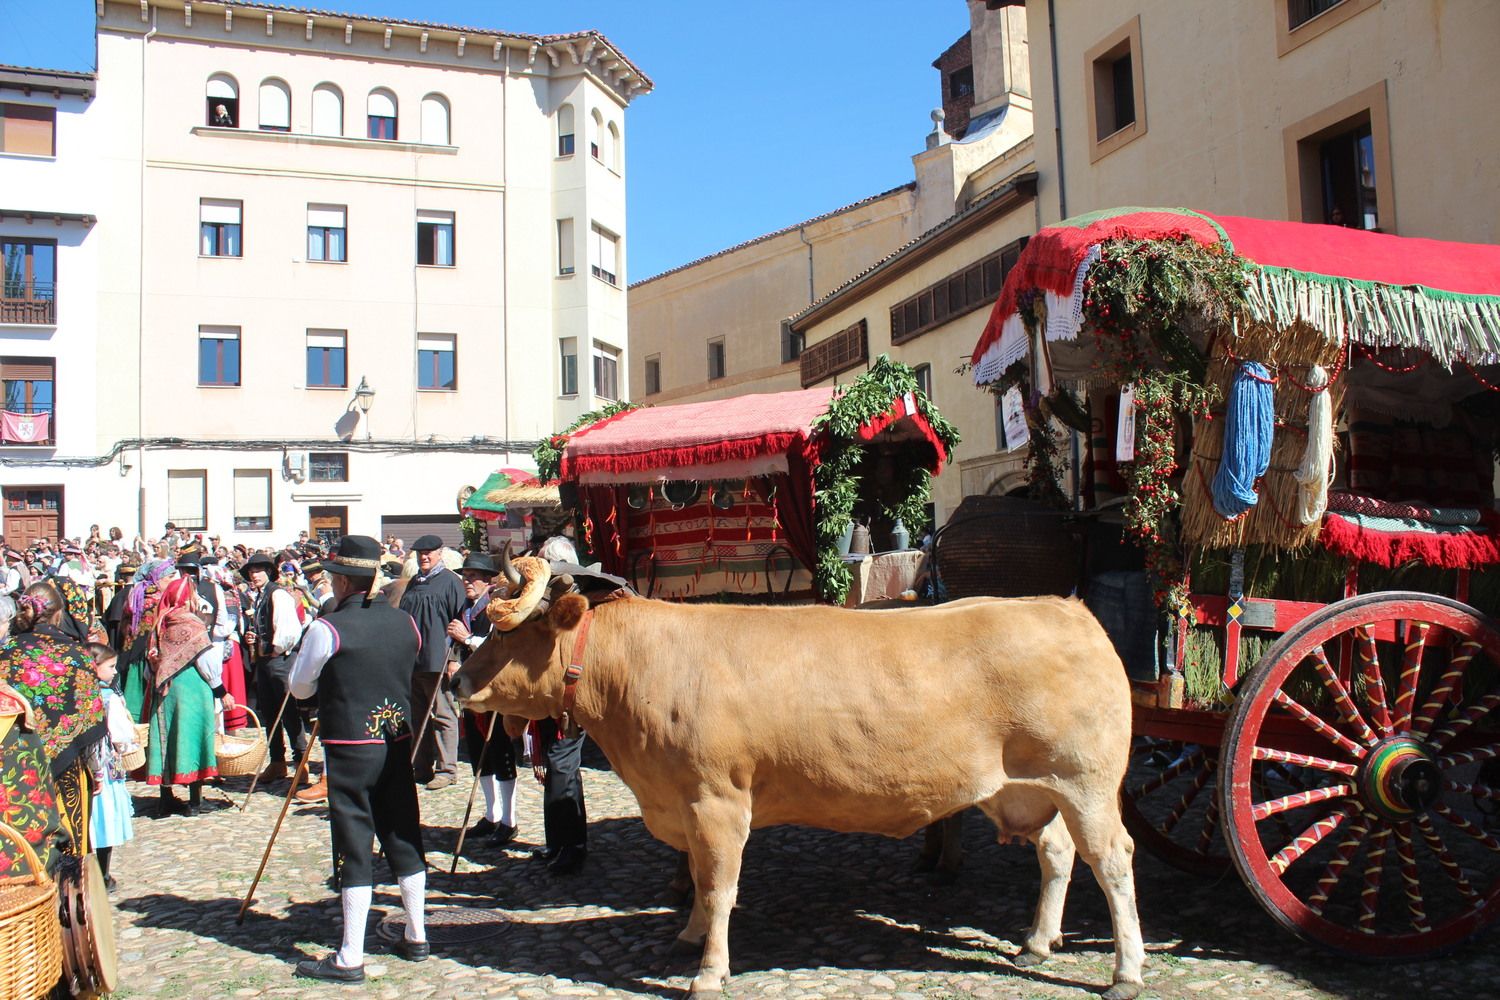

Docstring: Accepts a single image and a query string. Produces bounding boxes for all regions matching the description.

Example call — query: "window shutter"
[312,85,342,136]
[207,77,236,100]
[307,205,346,229]
[417,333,453,352]
[416,209,452,226]
[199,325,239,341]
[420,96,450,145]
[0,358,53,380]
[234,470,271,519]
[200,199,241,224]
[307,329,345,349]
[1,105,55,156]
[167,471,206,526]
[368,90,396,119]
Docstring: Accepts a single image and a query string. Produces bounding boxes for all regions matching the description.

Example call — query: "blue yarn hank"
[1211,361,1275,519]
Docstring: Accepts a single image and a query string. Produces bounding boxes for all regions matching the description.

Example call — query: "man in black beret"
[286,535,428,983]
[399,535,465,790]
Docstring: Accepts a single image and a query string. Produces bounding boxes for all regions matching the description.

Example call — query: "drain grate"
[376,905,512,945]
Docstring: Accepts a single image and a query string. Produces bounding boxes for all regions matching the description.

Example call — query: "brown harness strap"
[562,607,594,717]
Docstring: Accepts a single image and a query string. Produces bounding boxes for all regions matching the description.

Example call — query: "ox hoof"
[670,935,704,957]
[1012,950,1049,969]
[1102,982,1143,1000]
[688,972,727,995]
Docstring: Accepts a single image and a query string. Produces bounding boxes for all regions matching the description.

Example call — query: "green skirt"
[147,668,218,786]
[121,651,148,723]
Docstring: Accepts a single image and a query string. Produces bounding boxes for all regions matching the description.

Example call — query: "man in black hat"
[399,535,465,790]
[178,550,234,670]
[445,551,519,845]
[286,535,428,983]
[243,552,308,782]
[303,559,336,617]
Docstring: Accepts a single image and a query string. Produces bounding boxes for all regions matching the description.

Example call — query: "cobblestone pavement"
[106,747,1498,1000]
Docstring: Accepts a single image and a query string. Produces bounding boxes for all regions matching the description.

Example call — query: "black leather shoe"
[393,937,430,962]
[548,845,587,875]
[531,846,559,863]
[489,823,518,847]
[469,818,497,839]
[294,955,364,984]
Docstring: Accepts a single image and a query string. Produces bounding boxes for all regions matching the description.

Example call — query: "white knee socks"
[478,776,518,827]
[337,884,373,968]
[398,870,427,943]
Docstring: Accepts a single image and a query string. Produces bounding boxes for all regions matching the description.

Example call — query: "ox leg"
[1064,804,1145,1000]
[1016,812,1074,969]
[678,800,750,995]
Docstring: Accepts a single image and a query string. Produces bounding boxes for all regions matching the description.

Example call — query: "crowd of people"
[0,518,590,985]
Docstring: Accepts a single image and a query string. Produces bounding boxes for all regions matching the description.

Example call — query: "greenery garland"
[810,355,961,604]
[1080,236,1242,611]
[533,399,640,482]
[989,361,1067,508]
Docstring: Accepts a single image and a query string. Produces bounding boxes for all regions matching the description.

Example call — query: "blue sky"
[1,1,969,281]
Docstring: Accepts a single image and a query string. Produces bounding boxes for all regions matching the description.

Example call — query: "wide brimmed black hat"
[240,553,276,581]
[460,552,497,576]
[324,535,382,579]
[411,534,444,552]
[176,551,202,570]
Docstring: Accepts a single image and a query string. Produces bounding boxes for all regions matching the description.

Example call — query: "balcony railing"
[0,281,56,325]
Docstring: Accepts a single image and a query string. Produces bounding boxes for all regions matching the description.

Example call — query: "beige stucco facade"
[36,0,650,543]
[1022,0,1500,242]
[628,185,918,404]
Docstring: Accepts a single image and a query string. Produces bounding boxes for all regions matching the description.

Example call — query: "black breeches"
[255,661,307,765]
[326,740,425,888]
[537,718,587,851]
[461,711,517,780]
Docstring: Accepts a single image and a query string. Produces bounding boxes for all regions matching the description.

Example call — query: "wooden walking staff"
[410,669,447,766]
[237,718,321,924]
[239,688,293,810]
[450,712,499,874]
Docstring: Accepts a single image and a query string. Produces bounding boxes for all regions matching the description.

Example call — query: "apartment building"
[0,0,649,547]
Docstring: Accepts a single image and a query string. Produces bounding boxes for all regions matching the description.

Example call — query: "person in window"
[212,103,234,127]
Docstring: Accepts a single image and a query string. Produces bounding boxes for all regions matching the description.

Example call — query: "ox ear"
[547,592,588,633]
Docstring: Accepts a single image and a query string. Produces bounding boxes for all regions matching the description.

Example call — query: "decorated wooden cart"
[460,467,563,552]
[533,357,957,603]
[970,208,1500,958]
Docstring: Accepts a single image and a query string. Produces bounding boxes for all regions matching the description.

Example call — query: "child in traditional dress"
[85,642,136,891]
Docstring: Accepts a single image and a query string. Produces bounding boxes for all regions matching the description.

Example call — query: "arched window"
[258,78,291,132]
[420,93,450,145]
[557,103,575,156]
[205,73,239,127]
[607,121,621,172]
[311,83,343,137]
[589,108,603,159]
[367,88,397,140]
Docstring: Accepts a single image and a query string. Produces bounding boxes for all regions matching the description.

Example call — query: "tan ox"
[458,554,1145,998]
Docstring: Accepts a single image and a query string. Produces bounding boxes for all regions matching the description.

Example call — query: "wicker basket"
[120,723,150,775]
[215,706,268,778]
[932,495,1085,600]
[0,821,63,1000]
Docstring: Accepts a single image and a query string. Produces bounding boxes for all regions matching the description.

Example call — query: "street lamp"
[353,376,376,440]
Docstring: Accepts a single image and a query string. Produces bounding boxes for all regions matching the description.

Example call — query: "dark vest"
[456,595,491,663]
[316,596,420,744]
[195,578,220,623]
[253,583,294,677]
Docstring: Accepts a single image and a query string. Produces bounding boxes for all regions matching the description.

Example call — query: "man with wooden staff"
[400,535,466,790]
[284,535,429,983]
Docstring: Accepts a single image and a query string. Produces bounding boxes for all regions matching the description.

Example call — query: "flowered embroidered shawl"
[0,626,106,776]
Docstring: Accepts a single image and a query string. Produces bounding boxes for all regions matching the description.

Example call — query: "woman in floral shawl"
[145,576,230,816]
[0,595,69,877]
[119,559,174,721]
[0,583,106,855]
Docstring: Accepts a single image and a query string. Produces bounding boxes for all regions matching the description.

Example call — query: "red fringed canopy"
[1318,511,1500,570]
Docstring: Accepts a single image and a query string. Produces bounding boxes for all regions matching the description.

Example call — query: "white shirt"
[248,585,304,654]
[287,618,337,701]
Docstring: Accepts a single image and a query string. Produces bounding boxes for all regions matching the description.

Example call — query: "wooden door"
[309,506,347,548]
[3,487,61,549]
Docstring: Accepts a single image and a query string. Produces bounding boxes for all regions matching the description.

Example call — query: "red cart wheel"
[1121,738,1232,876]
[1221,592,1500,958]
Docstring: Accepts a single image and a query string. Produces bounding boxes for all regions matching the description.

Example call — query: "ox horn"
[499,539,522,589]
[486,554,552,632]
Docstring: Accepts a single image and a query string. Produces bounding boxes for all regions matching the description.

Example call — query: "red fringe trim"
[558,409,653,479]
[1318,511,1500,570]
[146,767,219,786]
[855,404,948,473]
[565,432,807,479]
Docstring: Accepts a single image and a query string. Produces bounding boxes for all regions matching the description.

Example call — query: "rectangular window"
[1,357,56,445]
[417,333,456,390]
[306,329,347,388]
[307,204,347,262]
[1286,83,1393,233]
[589,224,619,286]
[781,324,804,364]
[560,337,578,395]
[707,338,726,380]
[1318,121,1380,230]
[557,218,575,275]
[416,210,455,267]
[800,320,868,388]
[914,363,933,401]
[1086,17,1146,161]
[367,114,396,140]
[592,342,620,401]
[1289,0,1346,29]
[0,103,56,157]
[644,354,661,395]
[0,239,57,325]
[308,452,349,483]
[200,199,243,257]
[198,325,241,386]
[889,237,1028,344]
[233,469,272,531]
[948,66,974,100]
[167,470,208,531]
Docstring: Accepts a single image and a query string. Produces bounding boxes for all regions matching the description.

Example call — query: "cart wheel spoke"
[1356,826,1393,934]
[1272,690,1368,760]
[1437,741,1500,770]
[1121,741,1229,877]
[1196,797,1221,856]
[1432,802,1500,855]
[1354,626,1394,737]
[1391,823,1430,933]
[1269,802,1355,875]
[1309,646,1379,746]
[1253,783,1355,822]
[1306,812,1373,916]
[1429,689,1500,753]
[1414,813,1480,903]
[1445,779,1500,803]
[1392,622,1429,732]
[1253,745,1359,777]
[1411,640,1481,738]
[1125,748,1207,799]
